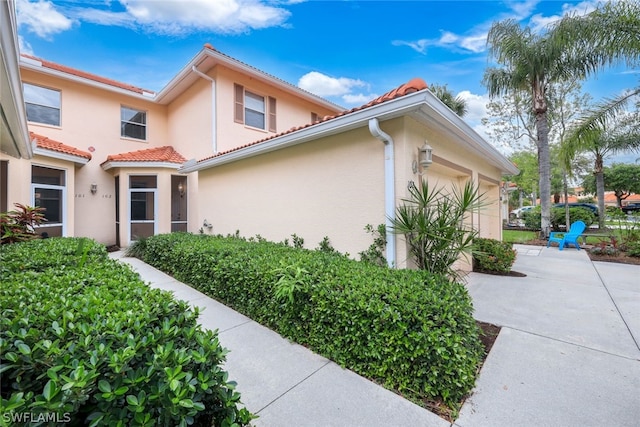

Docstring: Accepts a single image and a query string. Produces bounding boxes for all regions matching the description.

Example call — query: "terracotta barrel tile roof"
[30,132,92,160]
[21,54,154,95]
[197,78,428,164]
[103,146,186,165]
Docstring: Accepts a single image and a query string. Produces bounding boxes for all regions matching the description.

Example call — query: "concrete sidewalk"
[457,244,640,427]
[109,246,640,427]
[109,252,448,427]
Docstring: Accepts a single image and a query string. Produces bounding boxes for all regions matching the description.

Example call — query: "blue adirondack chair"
[547,220,586,251]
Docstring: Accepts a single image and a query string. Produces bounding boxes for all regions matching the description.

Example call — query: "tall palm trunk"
[535,110,551,238]
[594,154,606,229]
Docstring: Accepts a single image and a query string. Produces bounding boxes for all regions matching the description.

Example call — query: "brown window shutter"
[268,96,276,132]
[234,84,244,124]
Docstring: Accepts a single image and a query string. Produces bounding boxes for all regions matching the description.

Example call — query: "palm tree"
[561,90,640,228]
[483,1,640,237]
[429,83,468,117]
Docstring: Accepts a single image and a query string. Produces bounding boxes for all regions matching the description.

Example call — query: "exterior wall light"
[418,141,433,169]
[90,183,97,194]
[178,182,185,197]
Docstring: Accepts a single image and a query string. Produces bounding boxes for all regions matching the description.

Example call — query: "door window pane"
[130,192,154,221]
[129,176,157,189]
[34,188,62,223]
[32,166,65,186]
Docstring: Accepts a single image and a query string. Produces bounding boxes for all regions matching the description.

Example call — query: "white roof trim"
[180,89,519,175]
[155,48,343,111]
[1,1,32,159]
[101,161,182,171]
[20,60,155,101]
[33,146,90,165]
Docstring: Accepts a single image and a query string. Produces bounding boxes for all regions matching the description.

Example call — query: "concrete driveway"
[458,245,640,427]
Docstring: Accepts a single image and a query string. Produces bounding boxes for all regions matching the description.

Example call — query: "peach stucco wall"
[197,126,386,258]
[195,115,506,270]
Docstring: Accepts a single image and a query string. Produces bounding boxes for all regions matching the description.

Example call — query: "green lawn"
[503,228,633,245]
[502,229,538,243]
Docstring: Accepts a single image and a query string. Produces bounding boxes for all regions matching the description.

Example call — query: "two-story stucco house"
[1,4,517,269]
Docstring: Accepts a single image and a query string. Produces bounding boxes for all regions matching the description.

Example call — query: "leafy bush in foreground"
[472,238,517,274]
[0,238,251,427]
[137,233,483,410]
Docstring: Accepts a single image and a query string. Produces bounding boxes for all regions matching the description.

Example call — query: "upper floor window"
[234,84,276,132]
[24,83,61,126]
[121,106,147,140]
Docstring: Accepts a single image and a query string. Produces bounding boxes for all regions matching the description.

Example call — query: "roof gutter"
[368,117,396,268]
[191,65,217,154]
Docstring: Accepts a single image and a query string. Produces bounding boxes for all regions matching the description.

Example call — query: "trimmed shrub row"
[138,233,484,409]
[0,238,251,427]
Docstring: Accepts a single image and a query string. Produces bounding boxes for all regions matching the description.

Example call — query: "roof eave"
[33,146,90,165]
[1,1,32,159]
[101,161,182,171]
[20,58,155,101]
[155,48,344,112]
[414,90,520,175]
[181,90,518,175]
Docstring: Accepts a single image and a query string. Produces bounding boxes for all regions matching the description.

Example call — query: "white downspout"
[191,66,217,154]
[368,118,396,268]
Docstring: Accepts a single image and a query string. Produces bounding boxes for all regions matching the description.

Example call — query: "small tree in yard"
[390,180,484,282]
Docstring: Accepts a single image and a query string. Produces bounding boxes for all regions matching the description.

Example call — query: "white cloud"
[529,0,598,33]
[298,71,364,97]
[343,93,378,104]
[297,71,378,106]
[18,0,292,37]
[105,0,290,34]
[457,90,490,124]
[18,35,34,55]
[16,0,74,39]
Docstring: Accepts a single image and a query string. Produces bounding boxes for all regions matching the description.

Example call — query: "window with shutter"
[268,97,276,132]
[234,84,244,124]
[233,84,276,132]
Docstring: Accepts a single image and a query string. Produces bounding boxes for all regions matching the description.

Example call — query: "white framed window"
[121,106,147,140]
[24,83,61,126]
[31,165,66,237]
[234,84,276,132]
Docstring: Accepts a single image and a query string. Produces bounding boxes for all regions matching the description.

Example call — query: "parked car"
[621,203,640,214]
[553,202,598,216]
[510,206,533,218]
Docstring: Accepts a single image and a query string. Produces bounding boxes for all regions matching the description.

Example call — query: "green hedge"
[0,238,251,427]
[138,233,483,409]
[472,238,516,274]
[523,207,596,230]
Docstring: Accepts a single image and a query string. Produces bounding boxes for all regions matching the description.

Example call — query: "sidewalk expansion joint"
[216,319,253,334]
[593,264,640,353]
[254,360,332,414]
[504,326,640,362]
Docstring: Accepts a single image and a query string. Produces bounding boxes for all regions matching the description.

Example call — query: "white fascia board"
[19,61,155,101]
[101,161,182,171]
[416,91,519,175]
[1,1,32,159]
[155,49,343,112]
[33,147,90,165]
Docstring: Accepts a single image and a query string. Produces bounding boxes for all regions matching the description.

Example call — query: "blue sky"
[15,0,639,158]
